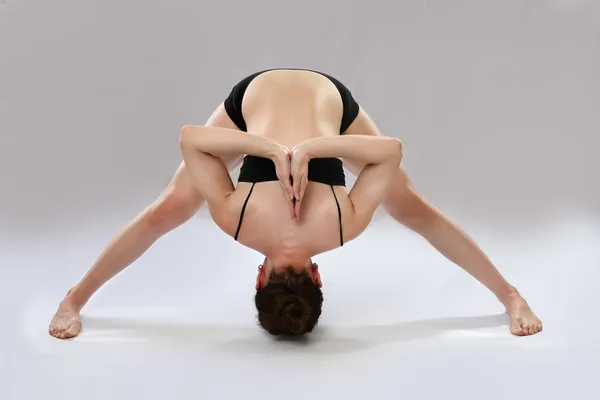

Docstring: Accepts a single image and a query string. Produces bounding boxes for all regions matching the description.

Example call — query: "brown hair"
[255,269,323,336]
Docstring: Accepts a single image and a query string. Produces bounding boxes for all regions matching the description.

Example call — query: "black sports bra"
[223,68,360,247]
[235,155,346,246]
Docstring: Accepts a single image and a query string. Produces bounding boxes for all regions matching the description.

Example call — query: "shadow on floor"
[78,312,510,354]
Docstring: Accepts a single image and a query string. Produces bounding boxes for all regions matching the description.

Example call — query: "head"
[254,258,323,336]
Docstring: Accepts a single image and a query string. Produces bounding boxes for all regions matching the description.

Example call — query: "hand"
[269,144,296,218]
[290,144,310,219]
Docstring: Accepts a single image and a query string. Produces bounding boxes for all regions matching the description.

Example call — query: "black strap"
[235,183,343,246]
[234,182,255,241]
[330,185,343,246]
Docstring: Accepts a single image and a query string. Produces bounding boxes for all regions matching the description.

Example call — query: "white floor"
[2,0,599,398]
[2,212,598,400]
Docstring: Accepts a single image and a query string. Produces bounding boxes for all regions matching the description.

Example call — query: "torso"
[212,70,359,263]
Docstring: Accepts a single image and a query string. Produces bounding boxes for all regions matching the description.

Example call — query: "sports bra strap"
[234,182,255,241]
[330,185,344,246]
[233,182,344,247]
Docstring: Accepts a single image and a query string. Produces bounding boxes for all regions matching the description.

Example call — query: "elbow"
[179,125,192,149]
[179,125,203,151]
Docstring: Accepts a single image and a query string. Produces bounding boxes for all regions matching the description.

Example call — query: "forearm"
[299,135,402,165]
[180,125,278,159]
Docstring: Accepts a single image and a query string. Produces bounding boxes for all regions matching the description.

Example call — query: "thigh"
[159,102,244,204]
[160,152,243,209]
[340,106,386,174]
[340,108,430,217]
[160,161,204,202]
[144,160,205,229]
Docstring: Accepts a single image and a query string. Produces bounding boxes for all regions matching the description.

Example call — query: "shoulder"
[206,195,241,239]
[312,187,371,248]
[340,197,374,245]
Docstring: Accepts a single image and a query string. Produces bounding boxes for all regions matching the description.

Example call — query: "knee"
[145,191,201,230]
[388,191,436,231]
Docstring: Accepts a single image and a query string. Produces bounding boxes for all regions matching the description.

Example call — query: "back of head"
[255,269,323,336]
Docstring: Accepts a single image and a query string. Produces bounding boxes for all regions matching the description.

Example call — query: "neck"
[265,252,312,273]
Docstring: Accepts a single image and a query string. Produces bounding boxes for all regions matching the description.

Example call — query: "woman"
[49,68,542,338]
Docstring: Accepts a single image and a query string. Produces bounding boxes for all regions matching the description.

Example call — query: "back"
[214,70,360,262]
[242,69,345,145]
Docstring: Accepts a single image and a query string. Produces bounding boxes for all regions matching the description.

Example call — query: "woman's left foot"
[503,292,543,336]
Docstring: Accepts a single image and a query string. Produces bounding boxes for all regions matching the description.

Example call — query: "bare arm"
[179,124,291,212]
[202,103,247,171]
[293,131,402,220]
[339,107,420,220]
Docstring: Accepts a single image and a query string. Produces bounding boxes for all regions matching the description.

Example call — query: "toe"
[511,325,524,336]
[530,324,537,334]
[64,320,81,338]
[65,327,79,338]
[510,318,525,336]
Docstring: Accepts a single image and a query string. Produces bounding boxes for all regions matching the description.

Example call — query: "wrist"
[265,140,287,161]
[292,142,313,163]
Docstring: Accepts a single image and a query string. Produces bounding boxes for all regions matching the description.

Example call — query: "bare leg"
[49,162,205,339]
[339,108,541,335]
[382,167,542,336]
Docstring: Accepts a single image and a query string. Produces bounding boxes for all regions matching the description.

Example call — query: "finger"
[294,175,308,219]
[279,178,294,201]
[295,174,306,204]
[301,174,308,199]
[293,178,301,200]
[295,173,306,200]
[288,198,296,219]
[284,174,294,200]
[295,198,302,220]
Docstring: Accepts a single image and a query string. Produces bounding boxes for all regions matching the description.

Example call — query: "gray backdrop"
[1,1,599,399]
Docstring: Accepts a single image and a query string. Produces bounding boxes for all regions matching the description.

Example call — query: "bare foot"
[49,293,82,339]
[503,292,542,336]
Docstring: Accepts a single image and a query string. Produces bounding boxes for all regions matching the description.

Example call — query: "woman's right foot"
[49,292,82,339]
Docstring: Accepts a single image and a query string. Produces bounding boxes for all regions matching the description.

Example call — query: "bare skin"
[340,114,542,336]
[49,70,541,339]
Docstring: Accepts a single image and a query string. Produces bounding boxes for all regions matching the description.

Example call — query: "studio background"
[1,1,598,399]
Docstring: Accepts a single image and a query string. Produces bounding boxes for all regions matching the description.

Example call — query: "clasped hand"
[270,142,311,220]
